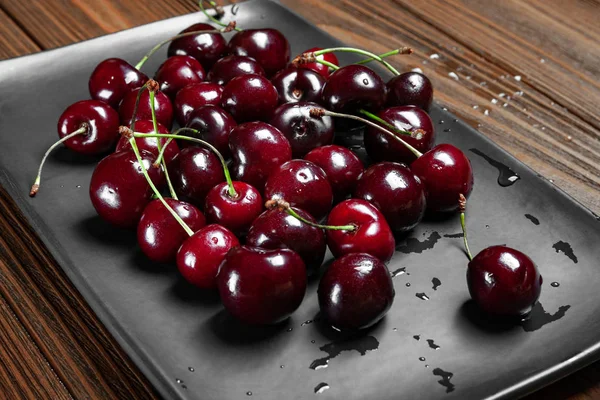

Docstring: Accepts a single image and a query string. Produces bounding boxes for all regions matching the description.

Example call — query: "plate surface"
[0,1,599,399]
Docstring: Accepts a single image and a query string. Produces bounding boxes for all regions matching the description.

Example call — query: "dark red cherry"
[57,100,120,155]
[89,149,164,228]
[271,67,326,105]
[410,144,474,213]
[318,253,395,331]
[304,145,364,203]
[119,87,174,129]
[386,72,433,112]
[229,122,292,190]
[177,224,239,289]
[167,23,227,71]
[354,162,426,232]
[207,55,266,86]
[468,246,542,316]
[89,58,148,109]
[169,147,225,207]
[269,101,334,157]
[174,82,223,126]
[264,160,333,221]
[155,55,205,99]
[364,105,435,164]
[246,207,326,276]
[221,74,278,122]
[297,47,339,79]
[322,65,386,113]
[227,29,290,77]
[115,120,179,166]
[217,246,306,325]
[137,198,206,263]
[184,105,236,157]
[327,199,395,262]
[204,181,263,237]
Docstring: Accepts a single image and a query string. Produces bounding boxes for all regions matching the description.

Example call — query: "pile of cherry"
[31,8,543,332]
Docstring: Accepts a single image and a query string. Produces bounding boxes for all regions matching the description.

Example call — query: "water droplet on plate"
[287,327,293,332]
[426,339,441,350]
[551,282,560,287]
[176,378,183,384]
[301,320,313,326]
[188,367,194,372]
[280,365,285,368]
[314,382,330,394]
[416,293,430,301]
[247,391,253,396]
[413,335,421,341]
[181,385,187,390]
[76,185,81,188]
[311,340,316,344]
[443,128,451,132]
[392,328,398,331]
[419,357,426,361]
[406,282,411,287]
[438,120,445,124]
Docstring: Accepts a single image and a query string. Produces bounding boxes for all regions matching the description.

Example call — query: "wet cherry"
[322,65,386,113]
[207,55,265,86]
[184,105,236,157]
[174,82,223,126]
[271,67,326,105]
[154,55,205,99]
[88,58,148,109]
[296,47,339,78]
[221,74,278,122]
[115,120,179,166]
[227,29,290,77]
[119,86,174,129]
[386,71,433,112]
[204,181,263,237]
[167,23,227,70]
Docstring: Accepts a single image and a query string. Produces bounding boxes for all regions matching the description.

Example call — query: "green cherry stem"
[311,47,410,75]
[198,1,243,32]
[129,82,148,132]
[358,109,413,136]
[459,194,474,261]
[355,49,403,65]
[265,199,356,232]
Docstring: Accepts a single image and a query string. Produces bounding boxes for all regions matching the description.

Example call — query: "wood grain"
[0,0,598,399]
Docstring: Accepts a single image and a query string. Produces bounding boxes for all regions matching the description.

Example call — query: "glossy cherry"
[246,207,326,276]
[221,74,279,122]
[167,23,227,70]
[154,55,205,99]
[207,55,266,86]
[269,101,334,157]
[364,105,435,164]
[354,162,426,232]
[204,181,263,237]
[318,253,395,331]
[304,145,364,202]
[217,246,306,325]
[137,198,206,263]
[327,199,395,262]
[119,87,174,129]
[177,224,239,289]
[297,47,339,78]
[184,105,236,157]
[271,67,326,105]
[89,149,164,228]
[115,120,179,166]
[386,71,433,112]
[174,82,223,126]
[410,144,474,213]
[88,58,148,109]
[229,122,292,190]
[322,65,386,113]
[227,29,290,77]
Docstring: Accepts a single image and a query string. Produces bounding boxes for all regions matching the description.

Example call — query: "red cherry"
[184,105,236,158]
[297,47,339,78]
[207,55,265,86]
[386,72,433,112]
[115,120,179,166]
[271,67,326,105]
[227,29,290,77]
[221,74,278,122]
[167,23,227,71]
[322,65,386,113]
[204,181,263,237]
[174,82,223,126]
[155,55,205,99]
[89,58,148,109]
[119,87,174,129]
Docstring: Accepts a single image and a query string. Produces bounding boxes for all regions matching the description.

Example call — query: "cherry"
[354,162,426,232]
[177,224,239,289]
[88,58,148,109]
[411,144,474,213]
[207,55,266,86]
[296,47,339,78]
[386,71,433,112]
[169,146,225,207]
[221,74,279,122]
[246,207,326,275]
[184,105,236,157]
[318,253,395,331]
[174,82,223,126]
[154,55,205,99]
[364,105,435,164]
[227,29,290,77]
[204,181,263,237]
[89,149,164,228]
[167,23,227,71]
[229,122,292,190]
[271,67,326,105]
[115,120,179,166]
[137,198,206,263]
[269,101,334,157]
[264,160,333,221]
[119,86,174,129]
[321,65,386,113]
[304,145,363,203]
[217,246,306,325]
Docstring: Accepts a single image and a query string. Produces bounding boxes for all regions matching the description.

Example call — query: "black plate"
[0,1,599,399]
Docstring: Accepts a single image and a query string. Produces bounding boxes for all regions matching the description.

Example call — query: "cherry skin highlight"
[167,23,227,71]
[115,120,179,166]
[207,55,265,86]
[174,82,223,126]
[204,181,263,237]
[119,87,174,129]
[271,67,326,105]
[221,74,279,122]
[386,71,433,112]
[322,65,386,113]
[154,55,205,99]
[227,29,290,77]
[89,58,148,109]
[297,47,339,79]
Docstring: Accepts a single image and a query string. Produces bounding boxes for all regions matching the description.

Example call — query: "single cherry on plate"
[321,65,386,113]
[137,198,206,263]
[174,82,223,126]
[269,101,334,157]
[204,181,263,237]
[319,253,395,331]
[227,29,290,77]
[271,67,326,105]
[386,71,433,112]
[115,120,179,166]
[207,55,266,86]
[184,105,236,157]
[177,224,239,289]
[296,47,339,78]
[167,23,227,71]
[89,58,148,109]
[217,246,307,325]
[353,162,426,232]
[154,55,205,99]
[119,86,174,129]
[221,74,279,122]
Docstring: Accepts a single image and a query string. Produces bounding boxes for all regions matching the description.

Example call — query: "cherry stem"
[29,125,88,197]
[310,108,423,158]
[148,90,178,200]
[198,1,243,32]
[355,49,403,65]
[312,47,406,75]
[358,109,413,136]
[129,83,148,132]
[129,138,194,236]
[459,194,474,261]
[265,199,356,232]
[134,130,238,199]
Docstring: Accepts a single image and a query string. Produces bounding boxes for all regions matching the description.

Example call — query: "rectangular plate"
[1,1,599,399]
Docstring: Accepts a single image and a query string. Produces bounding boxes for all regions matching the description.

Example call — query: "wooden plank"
[0,7,39,58]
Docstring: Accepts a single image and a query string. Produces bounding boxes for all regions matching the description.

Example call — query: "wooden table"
[0,0,598,398]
